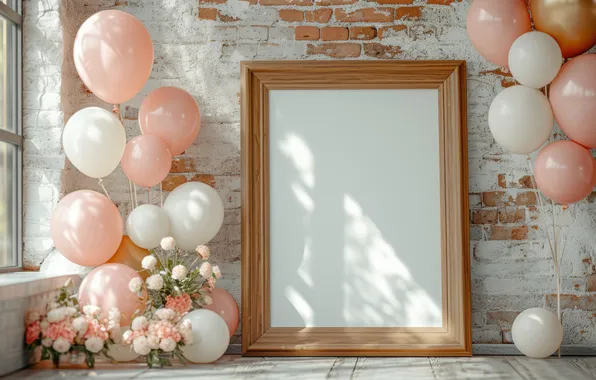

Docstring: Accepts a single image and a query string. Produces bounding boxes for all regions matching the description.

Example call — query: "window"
[0,0,21,271]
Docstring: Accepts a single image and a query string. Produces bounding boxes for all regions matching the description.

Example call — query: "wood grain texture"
[241,60,470,357]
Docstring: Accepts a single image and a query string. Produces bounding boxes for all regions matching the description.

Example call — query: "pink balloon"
[78,264,147,327]
[74,10,153,104]
[550,54,596,149]
[139,87,201,156]
[466,0,531,68]
[121,135,172,187]
[534,140,595,205]
[203,288,239,337]
[50,190,122,266]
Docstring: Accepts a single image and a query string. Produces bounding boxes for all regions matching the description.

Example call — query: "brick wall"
[23,0,596,345]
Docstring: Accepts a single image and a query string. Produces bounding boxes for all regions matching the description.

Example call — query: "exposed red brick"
[501,78,516,88]
[480,67,512,77]
[372,0,412,3]
[82,84,93,95]
[23,265,40,271]
[378,25,407,39]
[307,43,361,58]
[482,191,506,206]
[198,7,218,20]
[588,275,596,292]
[123,106,139,121]
[295,26,320,40]
[515,191,537,205]
[162,175,188,191]
[546,294,596,311]
[240,0,257,4]
[335,8,394,23]
[482,191,537,207]
[394,6,422,20]
[260,0,313,5]
[201,0,227,3]
[114,1,129,5]
[498,208,525,224]
[426,0,462,4]
[501,328,513,344]
[190,174,217,189]
[321,27,349,41]
[498,174,535,189]
[305,8,333,23]
[471,209,497,225]
[489,226,528,240]
[487,311,520,326]
[315,0,357,4]
[279,9,304,22]
[349,27,377,40]
[587,192,596,203]
[219,11,240,21]
[170,158,197,173]
[363,43,401,59]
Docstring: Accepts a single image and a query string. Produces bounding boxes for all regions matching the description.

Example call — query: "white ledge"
[0,272,80,301]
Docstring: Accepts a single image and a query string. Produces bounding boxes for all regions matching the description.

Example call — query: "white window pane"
[0,141,16,267]
[0,16,15,133]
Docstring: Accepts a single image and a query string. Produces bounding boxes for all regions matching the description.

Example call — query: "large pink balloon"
[50,190,122,266]
[78,264,147,327]
[534,140,595,205]
[121,135,172,187]
[74,10,153,104]
[203,288,239,337]
[466,0,531,68]
[550,54,596,148]
[139,87,201,156]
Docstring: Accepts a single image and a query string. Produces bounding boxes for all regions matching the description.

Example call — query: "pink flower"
[43,318,76,343]
[165,294,192,315]
[25,321,41,344]
[148,320,182,343]
[199,262,212,278]
[195,245,210,260]
[208,277,216,290]
[84,318,109,341]
[212,265,222,279]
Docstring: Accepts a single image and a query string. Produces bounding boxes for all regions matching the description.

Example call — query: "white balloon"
[163,182,224,251]
[512,308,563,358]
[509,31,562,89]
[181,309,229,363]
[126,204,170,249]
[62,107,126,178]
[488,85,553,154]
[105,330,139,362]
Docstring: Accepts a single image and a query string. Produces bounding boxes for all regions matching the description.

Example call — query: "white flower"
[141,255,158,271]
[132,336,151,356]
[181,330,193,344]
[49,302,60,310]
[212,265,222,279]
[84,336,105,353]
[171,265,188,280]
[203,295,213,305]
[122,330,133,344]
[128,277,143,293]
[178,319,192,332]
[40,320,49,330]
[52,337,71,353]
[131,316,149,331]
[146,274,164,290]
[47,307,66,323]
[108,307,121,328]
[64,307,78,317]
[195,245,210,259]
[83,305,101,317]
[159,338,176,352]
[41,338,53,347]
[72,317,88,335]
[27,311,40,324]
[147,335,160,350]
[155,308,176,321]
[160,237,176,251]
[199,262,212,278]
[110,327,122,344]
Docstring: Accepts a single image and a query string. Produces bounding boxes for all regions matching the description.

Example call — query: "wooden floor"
[8,356,596,379]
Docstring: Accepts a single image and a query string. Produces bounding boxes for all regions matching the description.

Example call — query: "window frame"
[0,0,22,272]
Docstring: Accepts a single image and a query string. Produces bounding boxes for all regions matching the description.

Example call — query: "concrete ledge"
[0,272,80,301]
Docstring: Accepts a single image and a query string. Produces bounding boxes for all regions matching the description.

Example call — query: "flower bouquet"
[124,237,222,367]
[25,280,121,368]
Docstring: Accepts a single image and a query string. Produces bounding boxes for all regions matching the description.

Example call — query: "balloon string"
[113,103,136,212]
[128,180,135,211]
[98,178,112,201]
[160,182,164,209]
[148,186,151,206]
[133,183,139,208]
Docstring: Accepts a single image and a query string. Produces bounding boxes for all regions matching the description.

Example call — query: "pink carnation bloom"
[25,321,41,344]
[43,318,76,343]
[208,277,216,290]
[148,320,182,343]
[85,317,109,341]
[165,293,192,315]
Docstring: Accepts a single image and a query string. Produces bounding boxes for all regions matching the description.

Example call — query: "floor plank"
[430,357,523,380]
[505,356,594,380]
[568,357,596,379]
[326,357,358,378]
[352,358,436,379]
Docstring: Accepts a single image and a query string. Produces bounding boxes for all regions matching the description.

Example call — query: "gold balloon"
[531,0,596,58]
[106,236,150,279]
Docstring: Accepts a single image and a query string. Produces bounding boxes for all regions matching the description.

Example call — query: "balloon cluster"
[467,0,596,205]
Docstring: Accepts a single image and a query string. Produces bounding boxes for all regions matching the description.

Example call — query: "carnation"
[128,277,143,293]
[165,294,192,315]
[41,338,53,347]
[47,307,66,323]
[171,265,188,280]
[84,336,105,353]
[133,336,151,356]
[64,307,78,317]
[27,311,40,324]
[122,330,133,344]
[83,305,101,317]
[40,320,49,330]
[146,274,164,290]
[203,295,213,305]
[25,321,41,344]
[141,255,157,271]
[159,338,176,352]
[199,262,212,278]
[147,335,160,350]
[132,316,149,331]
[160,237,176,251]
[212,265,222,279]
[72,316,88,335]
[108,307,121,328]
[195,245,210,259]
[52,337,71,353]
[155,308,176,321]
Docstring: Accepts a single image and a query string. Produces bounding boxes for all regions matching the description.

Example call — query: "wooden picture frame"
[241,61,471,357]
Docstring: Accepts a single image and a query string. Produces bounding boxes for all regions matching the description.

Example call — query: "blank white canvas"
[269,89,442,328]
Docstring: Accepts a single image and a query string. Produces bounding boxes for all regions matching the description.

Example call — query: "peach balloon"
[139,87,201,156]
[203,288,239,337]
[50,190,123,267]
[106,236,150,280]
[121,135,172,187]
[466,0,531,68]
[534,140,595,205]
[78,264,146,327]
[74,10,153,104]
[550,54,596,148]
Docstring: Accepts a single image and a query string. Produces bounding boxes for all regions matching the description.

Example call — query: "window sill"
[0,272,80,301]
